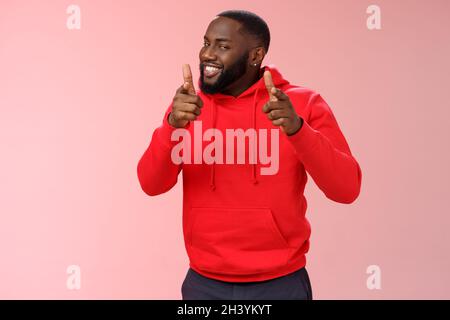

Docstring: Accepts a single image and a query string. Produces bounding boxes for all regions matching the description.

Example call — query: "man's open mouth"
[203,64,223,78]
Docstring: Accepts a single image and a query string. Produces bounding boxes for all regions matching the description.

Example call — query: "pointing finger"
[264,70,278,102]
[271,87,289,101]
[176,82,190,94]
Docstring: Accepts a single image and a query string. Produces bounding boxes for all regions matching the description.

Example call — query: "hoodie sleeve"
[137,104,183,196]
[287,92,362,204]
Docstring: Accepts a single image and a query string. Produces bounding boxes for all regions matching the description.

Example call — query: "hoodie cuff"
[157,112,190,150]
[286,119,320,157]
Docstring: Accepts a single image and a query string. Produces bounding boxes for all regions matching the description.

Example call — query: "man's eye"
[220,46,229,50]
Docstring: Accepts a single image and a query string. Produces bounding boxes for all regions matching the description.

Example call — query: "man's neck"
[221,68,264,97]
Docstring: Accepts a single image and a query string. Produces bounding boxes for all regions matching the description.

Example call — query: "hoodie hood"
[197,65,290,191]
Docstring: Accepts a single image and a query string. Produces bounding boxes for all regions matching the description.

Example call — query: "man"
[137,10,362,300]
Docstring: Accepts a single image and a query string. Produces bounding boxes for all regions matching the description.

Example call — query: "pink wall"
[1,0,449,299]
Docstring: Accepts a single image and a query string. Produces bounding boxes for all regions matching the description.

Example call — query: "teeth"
[205,65,220,72]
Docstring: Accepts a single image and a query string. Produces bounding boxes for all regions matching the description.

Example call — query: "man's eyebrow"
[203,36,232,42]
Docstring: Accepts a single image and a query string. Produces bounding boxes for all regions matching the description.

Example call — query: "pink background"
[1,0,449,299]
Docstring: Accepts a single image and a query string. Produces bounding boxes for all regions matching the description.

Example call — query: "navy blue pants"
[181,267,313,300]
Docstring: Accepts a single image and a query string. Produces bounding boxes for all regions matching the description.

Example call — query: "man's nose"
[201,46,216,61]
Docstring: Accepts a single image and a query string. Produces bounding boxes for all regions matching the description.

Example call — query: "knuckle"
[172,102,180,111]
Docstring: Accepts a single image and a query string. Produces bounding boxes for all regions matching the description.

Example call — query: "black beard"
[199,51,249,94]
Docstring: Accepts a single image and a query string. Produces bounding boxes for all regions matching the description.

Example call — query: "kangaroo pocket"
[187,207,292,275]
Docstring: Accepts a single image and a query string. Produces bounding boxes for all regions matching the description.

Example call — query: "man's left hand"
[262,70,303,136]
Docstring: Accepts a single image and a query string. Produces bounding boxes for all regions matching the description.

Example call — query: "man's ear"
[250,46,266,65]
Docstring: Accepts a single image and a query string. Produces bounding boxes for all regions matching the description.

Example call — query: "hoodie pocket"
[187,207,292,275]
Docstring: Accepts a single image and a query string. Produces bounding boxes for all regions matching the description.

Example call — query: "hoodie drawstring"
[209,88,260,191]
[210,98,217,190]
[251,88,260,185]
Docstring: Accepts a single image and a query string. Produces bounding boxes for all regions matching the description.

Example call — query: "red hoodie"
[137,65,362,282]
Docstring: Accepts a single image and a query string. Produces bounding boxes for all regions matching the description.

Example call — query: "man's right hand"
[168,64,204,128]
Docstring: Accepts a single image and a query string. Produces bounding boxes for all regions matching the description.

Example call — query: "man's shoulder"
[282,84,319,105]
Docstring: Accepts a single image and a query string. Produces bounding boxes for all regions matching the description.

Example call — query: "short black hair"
[217,10,270,53]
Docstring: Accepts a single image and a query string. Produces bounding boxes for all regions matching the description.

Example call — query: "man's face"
[199,17,251,94]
